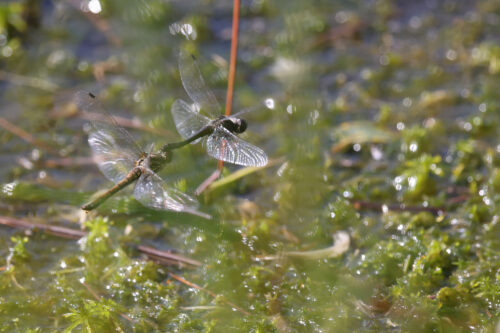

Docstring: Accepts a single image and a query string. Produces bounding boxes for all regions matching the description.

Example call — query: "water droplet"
[446,49,457,61]
[2,182,17,196]
[408,176,417,189]
[2,46,13,57]
[88,0,102,14]
[403,97,412,107]
[409,16,422,30]
[265,98,275,109]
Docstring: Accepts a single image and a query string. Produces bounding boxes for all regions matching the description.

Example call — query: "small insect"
[78,91,209,219]
[164,51,268,167]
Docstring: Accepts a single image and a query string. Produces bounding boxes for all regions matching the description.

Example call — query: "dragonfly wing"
[75,91,143,184]
[205,127,268,167]
[87,130,137,184]
[133,170,201,213]
[171,99,210,143]
[178,51,221,118]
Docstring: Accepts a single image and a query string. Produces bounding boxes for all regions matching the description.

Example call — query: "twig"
[0,216,86,239]
[43,156,95,168]
[0,117,60,156]
[81,282,102,301]
[0,216,201,268]
[0,70,59,92]
[308,20,365,51]
[447,195,469,205]
[169,273,250,316]
[137,245,201,268]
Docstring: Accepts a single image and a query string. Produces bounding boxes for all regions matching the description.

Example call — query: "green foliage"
[400,125,431,158]
[0,2,27,35]
[1,0,500,331]
[63,298,122,333]
[8,235,29,263]
[395,154,444,201]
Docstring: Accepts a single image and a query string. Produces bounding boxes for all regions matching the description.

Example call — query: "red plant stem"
[224,0,240,117]
[194,168,221,195]
[217,0,240,172]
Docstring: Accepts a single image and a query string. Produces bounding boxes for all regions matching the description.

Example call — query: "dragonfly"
[162,51,268,167]
[77,91,209,219]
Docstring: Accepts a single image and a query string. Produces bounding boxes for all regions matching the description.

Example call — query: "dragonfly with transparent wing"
[162,51,268,167]
[78,91,209,219]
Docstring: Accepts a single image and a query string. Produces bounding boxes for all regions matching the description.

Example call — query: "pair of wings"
[171,52,268,168]
[76,91,205,216]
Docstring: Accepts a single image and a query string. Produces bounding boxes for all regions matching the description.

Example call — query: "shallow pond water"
[0,0,499,331]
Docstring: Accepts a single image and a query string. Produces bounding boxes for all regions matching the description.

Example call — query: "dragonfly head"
[223,117,247,134]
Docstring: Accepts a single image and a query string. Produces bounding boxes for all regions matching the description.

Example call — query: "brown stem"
[194,169,221,196]
[0,117,60,156]
[224,0,240,117]
[169,273,250,316]
[0,215,86,239]
[0,215,200,268]
[216,0,240,174]
[43,156,95,168]
[137,245,201,268]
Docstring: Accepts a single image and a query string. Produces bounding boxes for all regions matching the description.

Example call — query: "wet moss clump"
[0,0,499,331]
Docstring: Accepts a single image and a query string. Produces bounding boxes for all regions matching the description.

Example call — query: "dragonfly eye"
[235,118,247,133]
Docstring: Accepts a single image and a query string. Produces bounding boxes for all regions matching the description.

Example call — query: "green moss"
[408,212,436,229]
[396,154,444,202]
[1,0,500,331]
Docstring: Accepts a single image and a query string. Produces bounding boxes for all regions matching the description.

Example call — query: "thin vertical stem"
[197,0,240,189]
[218,0,240,172]
[224,0,240,117]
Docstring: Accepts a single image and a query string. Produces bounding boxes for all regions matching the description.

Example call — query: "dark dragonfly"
[78,91,209,218]
[162,52,268,167]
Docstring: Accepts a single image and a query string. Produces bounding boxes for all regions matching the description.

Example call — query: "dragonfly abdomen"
[161,126,214,153]
[81,167,142,210]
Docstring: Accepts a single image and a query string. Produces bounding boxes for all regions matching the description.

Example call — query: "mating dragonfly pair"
[80,52,268,218]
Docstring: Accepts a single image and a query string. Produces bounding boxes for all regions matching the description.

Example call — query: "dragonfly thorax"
[220,117,247,134]
[137,151,171,174]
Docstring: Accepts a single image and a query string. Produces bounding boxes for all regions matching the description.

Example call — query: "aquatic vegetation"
[0,0,498,332]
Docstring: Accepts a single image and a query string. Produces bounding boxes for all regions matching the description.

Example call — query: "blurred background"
[0,0,499,331]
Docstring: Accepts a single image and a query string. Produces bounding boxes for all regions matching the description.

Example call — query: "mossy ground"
[0,0,498,331]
